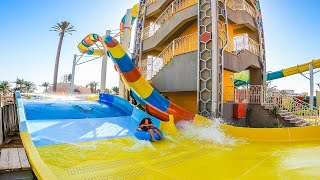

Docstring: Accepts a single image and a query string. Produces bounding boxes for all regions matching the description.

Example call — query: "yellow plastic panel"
[92,49,103,56]
[314,58,320,68]
[160,115,178,135]
[20,132,57,180]
[128,76,153,99]
[87,95,99,101]
[283,58,320,77]
[108,43,126,58]
[120,74,131,90]
[35,135,320,179]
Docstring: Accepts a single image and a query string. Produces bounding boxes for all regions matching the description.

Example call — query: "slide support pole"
[119,9,133,99]
[310,64,314,109]
[70,54,77,95]
[100,30,111,93]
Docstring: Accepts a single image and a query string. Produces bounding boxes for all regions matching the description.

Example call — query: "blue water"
[28,116,138,146]
[23,100,139,146]
[24,100,130,120]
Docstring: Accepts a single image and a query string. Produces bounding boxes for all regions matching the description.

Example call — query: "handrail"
[226,0,256,17]
[263,87,319,125]
[226,34,260,56]
[141,33,197,80]
[226,85,319,125]
[146,0,158,6]
[143,0,197,40]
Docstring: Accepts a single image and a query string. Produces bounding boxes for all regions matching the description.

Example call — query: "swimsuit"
[141,125,156,132]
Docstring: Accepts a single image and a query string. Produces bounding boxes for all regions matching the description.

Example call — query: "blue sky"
[0,0,319,93]
[260,0,320,93]
[0,0,137,91]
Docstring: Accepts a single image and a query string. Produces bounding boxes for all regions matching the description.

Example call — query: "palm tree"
[24,81,37,93]
[105,88,112,94]
[50,21,76,92]
[112,86,119,95]
[41,82,50,93]
[86,82,99,93]
[92,82,99,93]
[0,81,11,95]
[15,78,25,92]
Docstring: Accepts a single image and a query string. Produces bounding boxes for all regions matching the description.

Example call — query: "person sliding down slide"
[137,118,163,142]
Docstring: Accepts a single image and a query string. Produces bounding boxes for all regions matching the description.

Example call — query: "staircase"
[141,33,197,80]
[262,87,319,127]
[232,85,319,127]
[278,109,309,127]
[263,105,309,127]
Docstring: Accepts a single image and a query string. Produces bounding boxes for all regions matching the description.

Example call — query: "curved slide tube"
[77,34,320,142]
[78,34,195,122]
[267,58,320,80]
[235,58,320,86]
[120,3,139,43]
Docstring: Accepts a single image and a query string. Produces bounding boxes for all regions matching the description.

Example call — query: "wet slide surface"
[20,99,320,179]
[23,100,138,146]
[19,33,320,179]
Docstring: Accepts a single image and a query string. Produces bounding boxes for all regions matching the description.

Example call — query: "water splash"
[176,118,238,146]
[21,93,93,101]
[125,138,156,151]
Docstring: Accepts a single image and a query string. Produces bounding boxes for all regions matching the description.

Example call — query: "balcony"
[141,33,197,80]
[226,0,256,18]
[146,0,158,6]
[226,34,260,56]
[224,34,261,72]
[143,0,197,40]
[145,0,174,18]
[219,0,257,30]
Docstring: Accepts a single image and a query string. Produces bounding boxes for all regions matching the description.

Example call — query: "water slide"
[234,58,320,86]
[16,4,320,179]
[16,35,320,179]
[16,92,164,179]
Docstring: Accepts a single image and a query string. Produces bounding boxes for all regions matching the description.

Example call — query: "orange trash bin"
[233,103,246,118]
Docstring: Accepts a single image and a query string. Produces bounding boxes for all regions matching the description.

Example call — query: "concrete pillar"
[309,64,314,109]
[100,30,111,93]
[70,54,77,95]
[316,91,320,108]
[249,67,263,85]
[119,9,132,99]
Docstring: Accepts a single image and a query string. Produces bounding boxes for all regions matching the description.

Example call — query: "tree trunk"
[53,32,65,92]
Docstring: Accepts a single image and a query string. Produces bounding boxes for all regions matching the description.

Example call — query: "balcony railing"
[226,34,260,56]
[142,0,197,40]
[146,0,158,6]
[141,33,197,80]
[224,85,320,125]
[226,0,256,17]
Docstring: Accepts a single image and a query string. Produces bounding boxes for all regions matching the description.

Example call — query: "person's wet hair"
[139,117,153,125]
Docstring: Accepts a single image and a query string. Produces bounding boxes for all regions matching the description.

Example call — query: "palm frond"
[51,21,76,36]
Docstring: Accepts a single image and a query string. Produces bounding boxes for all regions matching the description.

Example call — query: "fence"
[146,0,158,6]
[143,0,197,40]
[226,85,320,125]
[226,34,260,56]
[226,0,256,17]
[0,95,18,145]
[263,87,320,125]
[141,33,197,80]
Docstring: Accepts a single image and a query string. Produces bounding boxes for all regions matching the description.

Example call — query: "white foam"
[21,93,91,101]
[176,118,237,146]
[125,138,156,151]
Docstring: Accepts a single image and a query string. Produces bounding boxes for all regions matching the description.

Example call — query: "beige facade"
[136,0,264,113]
